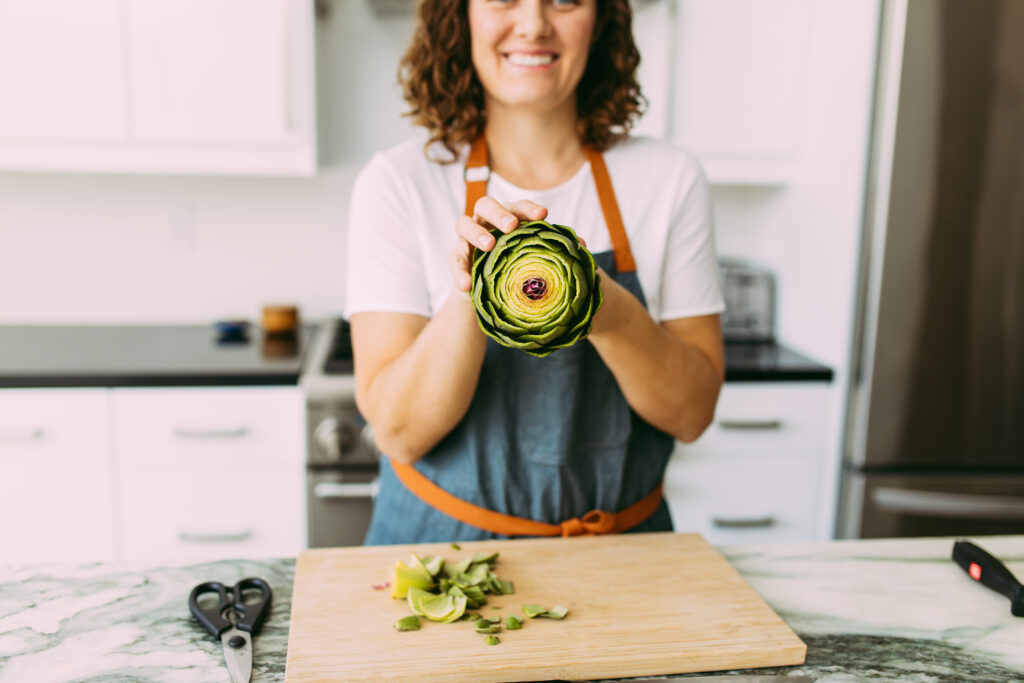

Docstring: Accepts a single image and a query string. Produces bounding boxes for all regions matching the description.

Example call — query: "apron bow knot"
[560,509,617,537]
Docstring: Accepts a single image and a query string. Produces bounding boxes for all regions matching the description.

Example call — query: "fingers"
[472,196,548,234]
[448,239,474,292]
[451,197,552,293]
[455,215,495,253]
[505,199,548,223]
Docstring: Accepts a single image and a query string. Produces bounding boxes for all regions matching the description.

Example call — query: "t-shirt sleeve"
[657,157,726,321]
[343,153,432,320]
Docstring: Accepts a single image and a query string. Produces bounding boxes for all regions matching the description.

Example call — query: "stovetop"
[322,319,353,375]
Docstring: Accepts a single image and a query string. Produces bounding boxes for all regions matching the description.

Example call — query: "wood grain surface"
[284,532,805,682]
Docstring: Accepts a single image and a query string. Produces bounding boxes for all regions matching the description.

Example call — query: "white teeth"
[507,53,554,67]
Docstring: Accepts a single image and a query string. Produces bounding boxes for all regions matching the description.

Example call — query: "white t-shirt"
[344,135,724,322]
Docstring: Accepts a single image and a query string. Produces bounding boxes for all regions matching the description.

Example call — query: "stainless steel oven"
[302,319,378,547]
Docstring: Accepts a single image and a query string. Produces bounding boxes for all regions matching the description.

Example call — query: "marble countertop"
[1,536,1022,682]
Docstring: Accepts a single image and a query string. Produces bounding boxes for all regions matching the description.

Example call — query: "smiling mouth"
[505,53,558,67]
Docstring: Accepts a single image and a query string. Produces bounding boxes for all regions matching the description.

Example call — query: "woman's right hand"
[448,196,549,292]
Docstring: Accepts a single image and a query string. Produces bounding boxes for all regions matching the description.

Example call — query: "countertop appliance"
[719,258,776,342]
[839,0,1024,538]
[301,319,378,547]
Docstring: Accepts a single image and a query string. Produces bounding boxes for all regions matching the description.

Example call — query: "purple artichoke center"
[523,277,547,300]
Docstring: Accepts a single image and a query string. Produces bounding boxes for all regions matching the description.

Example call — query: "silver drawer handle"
[314,480,380,500]
[871,487,1024,519]
[173,426,250,440]
[718,419,783,431]
[711,514,777,528]
[0,427,46,444]
[179,529,253,543]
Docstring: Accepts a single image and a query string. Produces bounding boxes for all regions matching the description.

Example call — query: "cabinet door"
[672,0,812,183]
[112,386,306,561]
[664,451,819,544]
[112,387,305,466]
[0,389,115,563]
[685,383,829,458]
[125,0,302,145]
[117,463,305,561]
[664,382,831,544]
[0,0,127,142]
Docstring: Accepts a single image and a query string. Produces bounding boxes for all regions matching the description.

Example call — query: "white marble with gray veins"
[0,536,1022,682]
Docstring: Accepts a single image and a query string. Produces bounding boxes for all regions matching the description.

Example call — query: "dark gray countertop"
[724,341,833,382]
[0,325,314,387]
[0,324,830,388]
[1,536,1021,681]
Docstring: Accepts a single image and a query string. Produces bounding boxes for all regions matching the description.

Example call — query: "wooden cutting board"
[284,533,805,682]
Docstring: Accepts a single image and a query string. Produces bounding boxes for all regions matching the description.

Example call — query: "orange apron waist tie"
[390,460,663,538]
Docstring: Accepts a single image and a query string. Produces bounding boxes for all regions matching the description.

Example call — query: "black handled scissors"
[189,577,272,683]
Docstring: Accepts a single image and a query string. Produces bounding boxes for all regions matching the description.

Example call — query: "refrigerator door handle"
[871,487,1024,519]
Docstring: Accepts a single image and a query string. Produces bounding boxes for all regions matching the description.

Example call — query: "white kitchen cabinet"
[0,1,127,143]
[671,0,813,184]
[117,462,304,562]
[0,0,316,176]
[112,387,306,562]
[665,452,819,544]
[664,382,831,543]
[0,389,116,563]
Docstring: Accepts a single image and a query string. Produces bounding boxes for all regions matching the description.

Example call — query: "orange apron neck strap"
[464,134,490,217]
[583,146,636,274]
[390,460,663,537]
[463,135,637,274]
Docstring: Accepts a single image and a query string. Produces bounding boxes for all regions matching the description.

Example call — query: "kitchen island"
[1,536,1021,682]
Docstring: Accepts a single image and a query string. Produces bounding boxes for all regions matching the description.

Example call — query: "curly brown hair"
[399,0,646,161]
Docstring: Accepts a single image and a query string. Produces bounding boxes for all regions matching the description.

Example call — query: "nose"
[513,0,553,40]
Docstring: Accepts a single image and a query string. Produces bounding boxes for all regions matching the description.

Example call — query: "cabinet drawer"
[664,451,820,544]
[112,387,304,465]
[117,463,305,562]
[685,382,829,457]
[0,388,109,461]
[0,389,115,562]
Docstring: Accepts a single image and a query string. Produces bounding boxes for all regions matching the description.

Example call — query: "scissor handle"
[232,577,273,633]
[189,581,233,638]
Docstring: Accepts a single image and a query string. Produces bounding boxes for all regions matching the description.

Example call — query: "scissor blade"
[220,628,252,683]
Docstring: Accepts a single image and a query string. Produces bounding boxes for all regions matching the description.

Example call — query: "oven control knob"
[313,418,348,462]
[360,423,381,461]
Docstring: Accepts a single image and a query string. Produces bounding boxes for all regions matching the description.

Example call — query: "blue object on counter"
[214,320,251,344]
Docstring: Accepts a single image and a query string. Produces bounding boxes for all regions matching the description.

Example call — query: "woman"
[345,0,725,544]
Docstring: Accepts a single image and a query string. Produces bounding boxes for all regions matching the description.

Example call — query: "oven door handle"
[871,487,1024,519]
[314,479,380,500]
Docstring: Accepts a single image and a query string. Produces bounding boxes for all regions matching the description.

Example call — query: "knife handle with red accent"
[952,539,1024,616]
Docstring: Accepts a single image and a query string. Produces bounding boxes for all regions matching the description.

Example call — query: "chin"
[494,90,570,112]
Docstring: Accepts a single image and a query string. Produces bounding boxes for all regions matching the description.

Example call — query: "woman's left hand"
[451,196,549,292]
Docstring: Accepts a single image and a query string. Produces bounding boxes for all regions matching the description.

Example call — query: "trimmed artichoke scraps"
[388,550,569,645]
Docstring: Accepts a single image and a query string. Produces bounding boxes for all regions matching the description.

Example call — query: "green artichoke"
[470,220,603,358]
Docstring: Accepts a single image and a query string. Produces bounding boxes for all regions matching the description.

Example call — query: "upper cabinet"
[670,0,813,185]
[0,0,316,176]
[0,1,127,142]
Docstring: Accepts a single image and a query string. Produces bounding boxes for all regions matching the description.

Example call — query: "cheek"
[560,16,597,64]
[468,16,502,72]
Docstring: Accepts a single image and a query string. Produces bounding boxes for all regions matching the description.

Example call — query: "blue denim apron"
[364,145,675,545]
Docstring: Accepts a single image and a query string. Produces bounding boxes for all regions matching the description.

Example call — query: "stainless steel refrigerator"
[839,0,1024,538]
